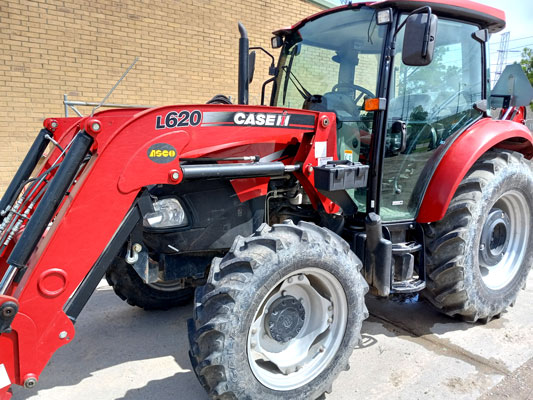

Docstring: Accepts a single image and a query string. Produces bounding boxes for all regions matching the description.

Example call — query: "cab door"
[380,17,485,222]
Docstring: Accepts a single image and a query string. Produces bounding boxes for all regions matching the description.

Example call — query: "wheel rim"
[247,267,348,391]
[479,190,530,290]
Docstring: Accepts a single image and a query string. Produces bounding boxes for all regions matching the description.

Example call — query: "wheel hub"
[247,270,345,389]
[265,295,305,343]
[480,208,510,266]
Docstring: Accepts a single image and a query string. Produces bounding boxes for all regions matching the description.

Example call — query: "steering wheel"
[332,83,375,105]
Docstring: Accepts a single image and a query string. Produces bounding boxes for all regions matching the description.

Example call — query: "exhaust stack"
[238,22,249,105]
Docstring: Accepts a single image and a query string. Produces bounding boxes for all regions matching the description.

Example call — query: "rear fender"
[417,118,533,223]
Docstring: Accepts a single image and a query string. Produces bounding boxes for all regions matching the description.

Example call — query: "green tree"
[520,47,533,110]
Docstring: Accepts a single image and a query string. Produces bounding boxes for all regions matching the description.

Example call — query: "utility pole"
[494,32,510,86]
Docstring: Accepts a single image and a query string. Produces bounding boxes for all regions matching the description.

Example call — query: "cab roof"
[274,0,505,35]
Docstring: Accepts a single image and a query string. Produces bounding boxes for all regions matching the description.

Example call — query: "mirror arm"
[421,7,433,57]
[393,6,432,38]
[250,46,278,75]
[261,77,276,106]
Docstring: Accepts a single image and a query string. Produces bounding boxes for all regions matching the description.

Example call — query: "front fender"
[417,118,533,223]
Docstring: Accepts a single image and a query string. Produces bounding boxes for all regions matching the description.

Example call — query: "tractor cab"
[270,1,503,222]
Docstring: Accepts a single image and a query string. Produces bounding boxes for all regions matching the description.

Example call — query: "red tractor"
[0,1,532,399]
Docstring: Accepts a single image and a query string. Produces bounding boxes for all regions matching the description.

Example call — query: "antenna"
[91,57,139,117]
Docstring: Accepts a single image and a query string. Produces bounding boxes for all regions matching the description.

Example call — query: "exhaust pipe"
[238,22,249,105]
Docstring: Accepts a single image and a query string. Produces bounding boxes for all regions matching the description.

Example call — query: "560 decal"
[156,110,202,130]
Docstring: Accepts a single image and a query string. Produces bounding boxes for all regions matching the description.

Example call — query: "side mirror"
[402,13,438,66]
[387,120,407,155]
[248,51,256,84]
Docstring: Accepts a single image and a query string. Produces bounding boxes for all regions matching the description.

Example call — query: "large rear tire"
[106,257,194,310]
[188,221,368,399]
[423,150,533,322]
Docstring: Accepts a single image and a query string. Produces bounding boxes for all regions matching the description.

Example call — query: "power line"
[491,35,533,43]
[491,44,533,54]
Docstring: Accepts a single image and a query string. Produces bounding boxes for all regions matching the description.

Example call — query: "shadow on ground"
[11,281,530,400]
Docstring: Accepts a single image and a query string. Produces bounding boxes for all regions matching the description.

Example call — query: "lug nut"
[250,341,256,348]
[251,328,257,335]
[327,318,333,324]
[91,122,101,132]
[288,277,293,284]
[298,274,304,281]
[480,244,485,251]
[328,305,333,311]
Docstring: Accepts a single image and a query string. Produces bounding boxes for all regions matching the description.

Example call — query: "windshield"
[273,7,388,213]
[274,7,387,111]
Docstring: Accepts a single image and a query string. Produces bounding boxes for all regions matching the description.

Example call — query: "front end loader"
[1,1,533,399]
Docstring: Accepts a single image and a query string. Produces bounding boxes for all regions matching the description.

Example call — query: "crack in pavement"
[368,313,511,376]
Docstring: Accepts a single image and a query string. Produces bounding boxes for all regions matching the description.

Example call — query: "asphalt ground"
[11,273,533,400]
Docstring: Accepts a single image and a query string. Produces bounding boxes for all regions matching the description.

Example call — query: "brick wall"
[0,0,322,192]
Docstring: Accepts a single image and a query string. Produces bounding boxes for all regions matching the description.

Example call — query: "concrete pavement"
[12,273,533,400]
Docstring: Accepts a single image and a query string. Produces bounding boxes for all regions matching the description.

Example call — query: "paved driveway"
[12,274,533,400]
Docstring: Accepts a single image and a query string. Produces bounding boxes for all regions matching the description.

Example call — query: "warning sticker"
[0,364,10,389]
[344,150,353,162]
[315,141,327,159]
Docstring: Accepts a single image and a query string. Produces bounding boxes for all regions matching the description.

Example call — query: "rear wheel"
[188,221,368,399]
[106,257,194,310]
[423,150,533,322]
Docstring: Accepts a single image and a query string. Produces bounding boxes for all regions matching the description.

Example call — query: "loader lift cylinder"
[4,131,93,285]
[0,129,52,221]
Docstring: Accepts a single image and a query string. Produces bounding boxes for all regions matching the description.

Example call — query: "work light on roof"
[377,8,392,25]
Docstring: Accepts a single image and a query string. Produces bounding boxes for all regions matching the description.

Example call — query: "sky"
[475,0,533,66]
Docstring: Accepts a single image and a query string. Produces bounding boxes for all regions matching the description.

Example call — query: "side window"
[380,18,484,221]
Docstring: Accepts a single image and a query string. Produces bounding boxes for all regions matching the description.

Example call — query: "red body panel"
[417,118,533,223]
[0,104,338,395]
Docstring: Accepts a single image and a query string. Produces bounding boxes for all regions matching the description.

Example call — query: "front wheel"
[188,221,368,399]
[106,257,194,310]
[423,150,533,322]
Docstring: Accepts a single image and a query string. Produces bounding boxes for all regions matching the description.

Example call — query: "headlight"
[143,198,188,228]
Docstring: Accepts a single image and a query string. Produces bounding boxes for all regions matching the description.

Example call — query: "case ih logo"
[199,111,315,130]
[233,112,291,127]
[147,143,177,164]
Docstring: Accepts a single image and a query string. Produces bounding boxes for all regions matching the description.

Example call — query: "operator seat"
[303,90,362,162]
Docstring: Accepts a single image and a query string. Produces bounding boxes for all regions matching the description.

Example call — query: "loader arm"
[0,104,338,397]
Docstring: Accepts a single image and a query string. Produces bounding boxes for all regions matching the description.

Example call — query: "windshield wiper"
[282,65,312,103]
[282,49,296,104]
